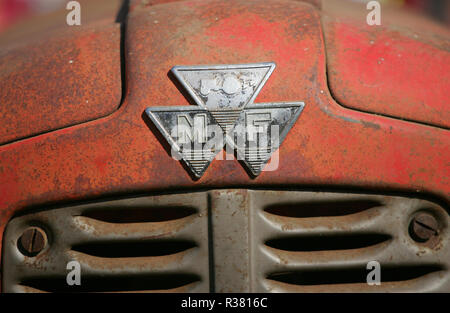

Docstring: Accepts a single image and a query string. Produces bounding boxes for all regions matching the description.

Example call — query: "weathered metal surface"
[0,0,123,46]
[0,20,122,145]
[0,0,449,290]
[4,189,448,292]
[210,190,250,292]
[322,1,450,129]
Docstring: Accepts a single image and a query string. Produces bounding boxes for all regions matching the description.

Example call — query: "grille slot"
[265,234,391,251]
[2,193,209,293]
[264,199,382,218]
[266,265,444,286]
[71,240,197,258]
[81,206,197,223]
[20,274,201,293]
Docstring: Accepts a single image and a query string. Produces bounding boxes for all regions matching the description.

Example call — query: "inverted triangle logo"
[145,62,306,179]
[145,107,221,178]
[171,63,275,133]
[227,102,305,176]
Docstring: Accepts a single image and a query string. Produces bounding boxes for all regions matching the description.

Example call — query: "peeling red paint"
[0,165,19,210]
[0,20,122,145]
[324,19,450,129]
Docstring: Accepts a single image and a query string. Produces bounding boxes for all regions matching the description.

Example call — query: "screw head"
[18,227,47,257]
[410,212,439,243]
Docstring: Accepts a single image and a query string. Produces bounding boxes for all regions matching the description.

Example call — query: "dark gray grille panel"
[2,190,449,292]
[2,193,210,292]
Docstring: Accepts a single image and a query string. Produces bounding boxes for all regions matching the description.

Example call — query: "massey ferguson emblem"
[145,62,305,178]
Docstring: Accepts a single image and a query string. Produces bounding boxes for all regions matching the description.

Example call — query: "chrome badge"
[145,62,305,178]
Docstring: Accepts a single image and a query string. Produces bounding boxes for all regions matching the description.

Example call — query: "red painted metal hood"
[0,6,122,145]
[322,0,450,129]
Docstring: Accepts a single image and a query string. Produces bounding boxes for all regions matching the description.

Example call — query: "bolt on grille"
[2,190,449,292]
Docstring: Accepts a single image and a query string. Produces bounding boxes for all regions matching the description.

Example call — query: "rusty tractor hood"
[1,0,448,146]
[0,1,123,145]
[322,0,450,129]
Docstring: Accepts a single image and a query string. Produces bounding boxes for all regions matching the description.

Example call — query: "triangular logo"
[145,107,222,178]
[171,63,275,132]
[146,62,306,179]
[228,102,305,176]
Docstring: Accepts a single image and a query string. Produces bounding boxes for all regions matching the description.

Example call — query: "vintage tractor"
[0,0,448,292]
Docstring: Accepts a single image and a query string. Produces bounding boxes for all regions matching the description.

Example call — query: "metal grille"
[2,193,210,292]
[2,190,449,292]
[249,191,449,292]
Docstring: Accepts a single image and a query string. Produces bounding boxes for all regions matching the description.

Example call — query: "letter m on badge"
[145,107,220,178]
[177,113,208,144]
